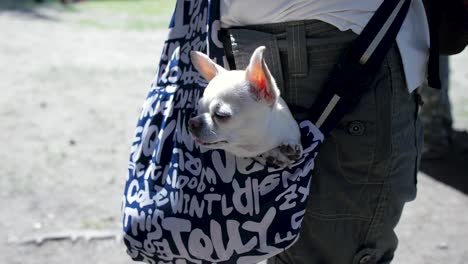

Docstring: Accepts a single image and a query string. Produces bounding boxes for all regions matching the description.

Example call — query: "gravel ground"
[0,5,467,264]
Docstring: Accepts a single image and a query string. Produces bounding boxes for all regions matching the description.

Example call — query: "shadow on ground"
[0,0,59,20]
[420,130,468,194]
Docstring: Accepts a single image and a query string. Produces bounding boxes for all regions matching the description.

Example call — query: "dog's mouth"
[195,139,228,146]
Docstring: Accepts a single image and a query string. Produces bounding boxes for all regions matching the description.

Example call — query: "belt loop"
[287,22,308,77]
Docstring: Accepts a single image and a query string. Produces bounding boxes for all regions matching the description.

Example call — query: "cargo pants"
[222,20,423,264]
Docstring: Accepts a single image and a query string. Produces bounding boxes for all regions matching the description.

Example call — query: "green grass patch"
[79,0,175,17]
[26,0,175,16]
[26,0,176,30]
[76,0,176,30]
[78,16,169,31]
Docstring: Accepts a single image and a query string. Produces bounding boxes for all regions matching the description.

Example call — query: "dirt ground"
[0,5,164,264]
[0,4,467,264]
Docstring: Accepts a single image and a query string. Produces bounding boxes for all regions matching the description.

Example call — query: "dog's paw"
[263,149,290,168]
[279,143,303,161]
[260,143,303,168]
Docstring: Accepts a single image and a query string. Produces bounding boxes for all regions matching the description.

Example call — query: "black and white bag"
[122,0,411,263]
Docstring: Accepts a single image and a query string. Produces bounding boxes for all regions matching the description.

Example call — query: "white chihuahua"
[189,46,302,167]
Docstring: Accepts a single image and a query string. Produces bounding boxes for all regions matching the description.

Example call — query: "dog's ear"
[190,51,226,81]
[246,46,279,106]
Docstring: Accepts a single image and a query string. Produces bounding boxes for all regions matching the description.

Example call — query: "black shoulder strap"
[308,0,412,135]
[426,0,442,89]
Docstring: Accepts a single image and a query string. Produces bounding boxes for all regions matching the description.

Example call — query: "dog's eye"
[213,112,231,121]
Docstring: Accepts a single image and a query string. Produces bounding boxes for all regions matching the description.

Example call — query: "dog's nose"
[188,118,201,131]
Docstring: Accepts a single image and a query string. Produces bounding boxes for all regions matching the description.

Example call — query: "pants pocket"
[330,68,391,185]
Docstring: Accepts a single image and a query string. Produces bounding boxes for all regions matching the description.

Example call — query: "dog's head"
[189,46,281,157]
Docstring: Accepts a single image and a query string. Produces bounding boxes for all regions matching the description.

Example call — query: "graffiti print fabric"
[122,1,323,263]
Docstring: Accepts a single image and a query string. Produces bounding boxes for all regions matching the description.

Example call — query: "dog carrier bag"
[122,0,412,263]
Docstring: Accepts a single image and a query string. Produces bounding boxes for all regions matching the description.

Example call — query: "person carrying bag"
[122,0,432,263]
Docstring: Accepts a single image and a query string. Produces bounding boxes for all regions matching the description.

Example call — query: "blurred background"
[0,1,466,263]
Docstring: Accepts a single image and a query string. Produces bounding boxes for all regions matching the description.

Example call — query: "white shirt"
[220,0,430,93]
